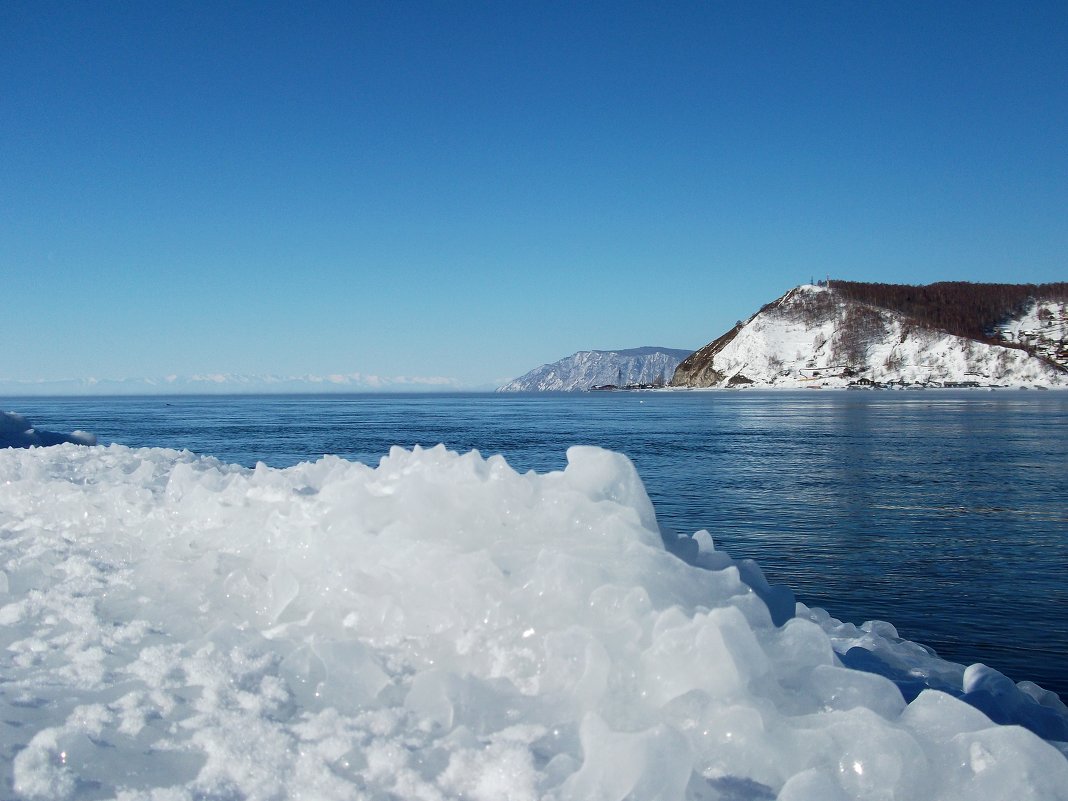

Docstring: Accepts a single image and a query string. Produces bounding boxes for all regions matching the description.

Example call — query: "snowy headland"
[673,283,1068,390]
[2,442,1066,800]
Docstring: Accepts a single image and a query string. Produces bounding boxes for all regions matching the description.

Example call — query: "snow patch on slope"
[997,299,1068,369]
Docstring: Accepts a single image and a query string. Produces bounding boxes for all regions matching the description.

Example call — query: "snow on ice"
[1,443,1066,800]
[0,410,96,448]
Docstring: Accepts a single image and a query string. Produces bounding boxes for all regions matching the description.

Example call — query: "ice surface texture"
[1,443,1066,800]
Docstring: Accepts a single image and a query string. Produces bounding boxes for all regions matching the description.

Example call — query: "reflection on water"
[11,390,1068,698]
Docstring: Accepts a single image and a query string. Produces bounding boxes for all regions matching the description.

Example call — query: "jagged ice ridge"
[1,443,1066,800]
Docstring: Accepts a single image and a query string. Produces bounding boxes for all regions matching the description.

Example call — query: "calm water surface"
[10,390,1068,699]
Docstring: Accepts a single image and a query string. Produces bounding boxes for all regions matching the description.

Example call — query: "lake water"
[9,390,1068,699]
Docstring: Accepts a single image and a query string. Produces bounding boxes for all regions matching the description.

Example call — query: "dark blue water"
[7,390,1067,699]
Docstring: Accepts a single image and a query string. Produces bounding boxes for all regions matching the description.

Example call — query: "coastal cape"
[672,282,1067,389]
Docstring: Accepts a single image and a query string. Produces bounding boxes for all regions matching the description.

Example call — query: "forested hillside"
[826,281,1068,343]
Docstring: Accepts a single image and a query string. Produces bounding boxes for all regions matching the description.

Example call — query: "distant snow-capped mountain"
[0,372,463,396]
[499,347,694,392]
[672,284,1068,389]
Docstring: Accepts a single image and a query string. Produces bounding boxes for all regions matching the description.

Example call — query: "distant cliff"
[672,283,1068,389]
[499,347,694,392]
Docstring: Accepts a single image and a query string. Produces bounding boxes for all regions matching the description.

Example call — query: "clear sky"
[3,1,1066,388]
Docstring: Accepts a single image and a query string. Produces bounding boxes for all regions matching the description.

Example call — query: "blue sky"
[3,1,1065,388]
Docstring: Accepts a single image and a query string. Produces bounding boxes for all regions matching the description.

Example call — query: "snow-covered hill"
[672,285,1068,389]
[498,346,694,392]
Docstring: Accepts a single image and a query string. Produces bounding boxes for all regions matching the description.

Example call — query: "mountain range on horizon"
[0,372,467,397]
